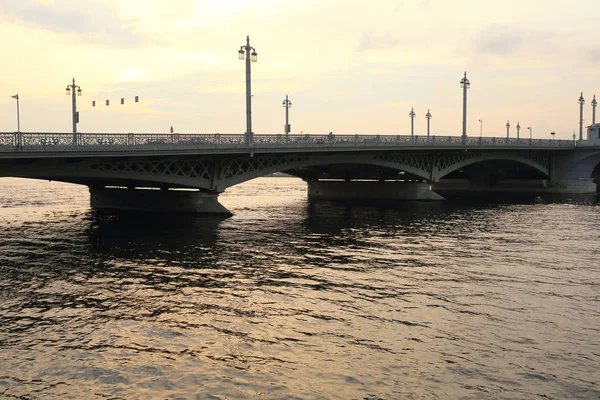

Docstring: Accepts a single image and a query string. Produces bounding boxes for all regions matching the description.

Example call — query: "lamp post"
[282,94,292,135]
[592,95,597,125]
[409,107,416,136]
[528,126,532,142]
[578,92,585,140]
[238,36,258,145]
[551,131,555,141]
[65,78,82,146]
[516,122,521,140]
[11,94,20,133]
[11,94,20,148]
[506,120,510,138]
[425,109,432,138]
[460,72,470,145]
[478,118,483,137]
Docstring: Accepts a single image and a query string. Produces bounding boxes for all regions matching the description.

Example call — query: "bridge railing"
[0,132,592,152]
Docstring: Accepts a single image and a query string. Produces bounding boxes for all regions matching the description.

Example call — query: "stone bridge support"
[307,181,444,201]
[89,187,231,215]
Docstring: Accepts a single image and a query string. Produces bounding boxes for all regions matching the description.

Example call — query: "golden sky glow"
[0,0,598,138]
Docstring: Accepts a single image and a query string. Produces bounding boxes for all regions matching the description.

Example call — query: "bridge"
[2,131,600,214]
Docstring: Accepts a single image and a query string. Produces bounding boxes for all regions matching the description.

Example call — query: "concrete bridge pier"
[433,179,597,194]
[546,179,597,193]
[307,181,445,201]
[89,187,232,215]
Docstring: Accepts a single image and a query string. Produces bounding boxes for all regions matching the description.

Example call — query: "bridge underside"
[285,157,596,198]
[0,149,598,214]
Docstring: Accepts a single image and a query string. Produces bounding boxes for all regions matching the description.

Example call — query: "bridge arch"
[589,154,600,184]
[1,157,217,191]
[435,152,550,181]
[560,151,600,180]
[217,152,432,189]
[0,151,569,193]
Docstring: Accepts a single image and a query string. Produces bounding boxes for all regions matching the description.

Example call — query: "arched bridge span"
[0,150,554,191]
[2,132,600,213]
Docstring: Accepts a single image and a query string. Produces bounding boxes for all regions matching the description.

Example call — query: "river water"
[0,177,599,399]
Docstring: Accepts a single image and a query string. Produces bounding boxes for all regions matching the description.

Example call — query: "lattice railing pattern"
[373,153,434,172]
[90,159,214,180]
[519,153,550,171]
[1,132,589,153]
[222,155,310,179]
[0,133,17,146]
[436,152,484,171]
[435,152,549,175]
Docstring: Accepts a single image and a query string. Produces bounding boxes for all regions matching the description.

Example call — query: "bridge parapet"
[0,132,592,153]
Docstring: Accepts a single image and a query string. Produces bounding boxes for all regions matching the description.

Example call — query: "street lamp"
[592,94,597,125]
[516,122,521,140]
[478,118,483,137]
[238,35,258,145]
[409,107,416,136]
[65,78,82,132]
[11,94,20,133]
[551,131,556,141]
[425,109,432,138]
[528,126,532,141]
[282,94,292,135]
[460,72,470,145]
[11,94,20,148]
[578,92,585,140]
[65,78,82,146]
[506,120,510,138]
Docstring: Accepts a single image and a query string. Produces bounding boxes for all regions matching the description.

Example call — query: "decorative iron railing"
[0,132,594,152]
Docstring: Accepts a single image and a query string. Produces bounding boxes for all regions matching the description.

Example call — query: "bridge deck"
[1,132,597,158]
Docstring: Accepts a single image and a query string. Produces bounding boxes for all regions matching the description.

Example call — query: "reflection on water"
[86,212,224,260]
[0,177,599,399]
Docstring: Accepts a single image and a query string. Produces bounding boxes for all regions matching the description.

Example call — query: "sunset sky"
[0,0,598,139]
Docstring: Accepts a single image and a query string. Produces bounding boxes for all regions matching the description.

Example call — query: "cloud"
[0,0,146,48]
[357,30,401,52]
[587,48,600,62]
[475,24,524,55]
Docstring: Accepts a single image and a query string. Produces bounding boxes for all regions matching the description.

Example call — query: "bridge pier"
[546,179,597,193]
[307,181,445,201]
[89,187,231,215]
[433,179,597,194]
